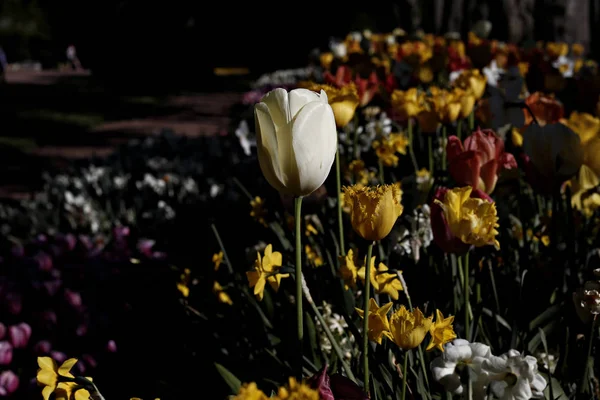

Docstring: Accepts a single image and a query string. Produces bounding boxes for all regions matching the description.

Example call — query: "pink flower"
[64,290,83,309]
[8,323,31,349]
[0,370,18,396]
[107,340,117,353]
[0,323,5,341]
[0,342,12,365]
[447,128,517,194]
[34,340,52,355]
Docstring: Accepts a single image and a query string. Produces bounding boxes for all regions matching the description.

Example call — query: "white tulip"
[254,88,337,196]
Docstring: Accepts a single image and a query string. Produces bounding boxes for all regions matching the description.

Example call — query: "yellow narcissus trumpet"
[452,69,487,99]
[560,111,600,145]
[433,186,500,249]
[342,184,404,241]
[355,298,393,344]
[391,88,423,120]
[386,305,433,350]
[254,88,337,196]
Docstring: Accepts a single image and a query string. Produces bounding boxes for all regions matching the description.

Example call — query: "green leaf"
[543,377,567,400]
[482,308,512,331]
[214,363,242,394]
[527,319,560,354]
[528,304,561,332]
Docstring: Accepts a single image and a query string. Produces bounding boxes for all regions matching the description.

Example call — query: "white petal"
[291,101,337,196]
[261,88,291,129]
[530,374,547,394]
[489,380,507,398]
[511,377,533,400]
[255,103,289,194]
[470,342,492,359]
[482,355,509,374]
[431,357,462,394]
[446,342,473,362]
[289,88,321,117]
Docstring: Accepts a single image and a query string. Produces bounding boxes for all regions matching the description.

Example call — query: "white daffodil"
[483,349,547,399]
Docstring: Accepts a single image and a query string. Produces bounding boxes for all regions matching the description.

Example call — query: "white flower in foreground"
[254,88,337,196]
[431,339,492,399]
[483,349,546,400]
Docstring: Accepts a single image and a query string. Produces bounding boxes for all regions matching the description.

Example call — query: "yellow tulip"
[430,89,462,124]
[560,111,600,145]
[434,186,500,249]
[453,88,476,119]
[584,136,600,180]
[452,69,487,99]
[569,165,600,216]
[343,184,404,241]
[327,85,360,128]
[391,88,423,120]
[387,306,433,350]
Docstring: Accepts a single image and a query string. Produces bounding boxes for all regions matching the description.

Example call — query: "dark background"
[2,0,600,91]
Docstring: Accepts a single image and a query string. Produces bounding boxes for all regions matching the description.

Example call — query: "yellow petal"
[37,369,58,387]
[58,358,78,378]
[42,385,55,400]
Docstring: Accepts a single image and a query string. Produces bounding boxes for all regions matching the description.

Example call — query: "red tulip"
[447,128,517,194]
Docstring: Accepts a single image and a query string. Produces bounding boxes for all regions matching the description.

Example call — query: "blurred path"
[0,69,246,199]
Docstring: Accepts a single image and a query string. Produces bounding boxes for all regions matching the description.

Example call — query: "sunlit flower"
[427,310,457,351]
[305,244,324,267]
[452,69,487,99]
[355,298,393,344]
[483,349,546,400]
[583,136,600,179]
[387,305,433,350]
[416,169,433,193]
[250,196,268,227]
[213,282,233,305]
[523,92,564,127]
[343,184,404,241]
[246,244,289,301]
[431,339,492,397]
[55,380,92,400]
[213,251,224,271]
[338,249,358,290]
[433,186,500,249]
[391,88,424,120]
[568,165,600,216]
[372,133,409,167]
[232,382,269,400]
[298,82,360,128]
[177,268,191,298]
[560,111,600,145]
[430,87,462,124]
[36,357,78,400]
[275,377,320,400]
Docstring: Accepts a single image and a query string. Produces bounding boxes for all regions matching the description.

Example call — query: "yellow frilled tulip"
[569,165,600,216]
[355,298,394,344]
[560,111,600,145]
[452,69,487,99]
[434,186,500,249]
[391,88,423,120]
[343,184,404,241]
[584,137,600,179]
[430,88,462,124]
[232,382,269,400]
[452,88,476,119]
[386,305,433,350]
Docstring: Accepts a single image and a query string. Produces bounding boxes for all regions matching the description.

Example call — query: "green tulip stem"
[457,119,463,141]
[407,118,419,172]
[401,349,409,400]
[442,125,448,171]
[460,252,471,341]
[294,196,304,379]
[468,111,475,131]
[428,135,434,173]
[336,148,345,256]
[363,241,375,392]
[579,313,598,394]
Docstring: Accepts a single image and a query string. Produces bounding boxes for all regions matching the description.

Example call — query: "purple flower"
[33,340,52,355]
[64,290,83,310]
[8,323,31,349]
[0,323,5,341]
[34,252,53,272]
[106,340,117,353]
[0,370,19,396]
[0,342,13,365]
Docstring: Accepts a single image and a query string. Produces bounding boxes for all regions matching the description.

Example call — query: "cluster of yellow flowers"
[356,299,456,351]
[232,378,319,400]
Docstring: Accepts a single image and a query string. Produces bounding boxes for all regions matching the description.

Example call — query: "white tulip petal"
[255,103,289,194]
[319,89,329,104]
[291,101,337,195]
[289,88,321,117]
[262,88,291,129]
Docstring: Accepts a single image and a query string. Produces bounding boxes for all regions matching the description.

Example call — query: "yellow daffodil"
[374,265,404,300]
[176,268,191,298]
[452,69,487,99]
[275,377,320,400]
[246,244,289,301]
[213,281,233,305]
[560,111,600,145]
[305,244,324,267]
[338,249,358,290]
[391,88,424,120]
[387,306,433,350]
[55,380,92,400]
[250,196,268,227]
[213,251,224,271]
[355,298,394,344]
[373,133,410,167]
[37,357,78,400]
[305,223,318,236]
[434,186,500,249]
[357,255,380,291]
[346,159,373,186]
[430,88,462,124]
[569,165,600,216]
[233,382,269,400]
[343,184,404,241]
[426,310,457,351]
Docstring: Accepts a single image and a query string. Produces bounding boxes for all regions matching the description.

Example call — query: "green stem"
[306,293,357,381]
[462,253,471,341]
[401,350,409,400]
[428,135,434,173]
[441,125,447,171]
[211,223,234,275]
[336,148,345,256]
[378,158,385,184]
[579,314,598,394]
[457,119,463,141]
[294,196,304,379]
[407,118,419,172]
[363,241,375,391]
[468,111,474,131]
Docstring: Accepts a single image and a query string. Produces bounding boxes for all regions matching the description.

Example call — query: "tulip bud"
[0,370,19,396]
[0,342,12,365]
[254,88,337,196]
[8,323,31,349]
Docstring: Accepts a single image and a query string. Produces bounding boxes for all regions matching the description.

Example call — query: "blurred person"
[66,44,82,70]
